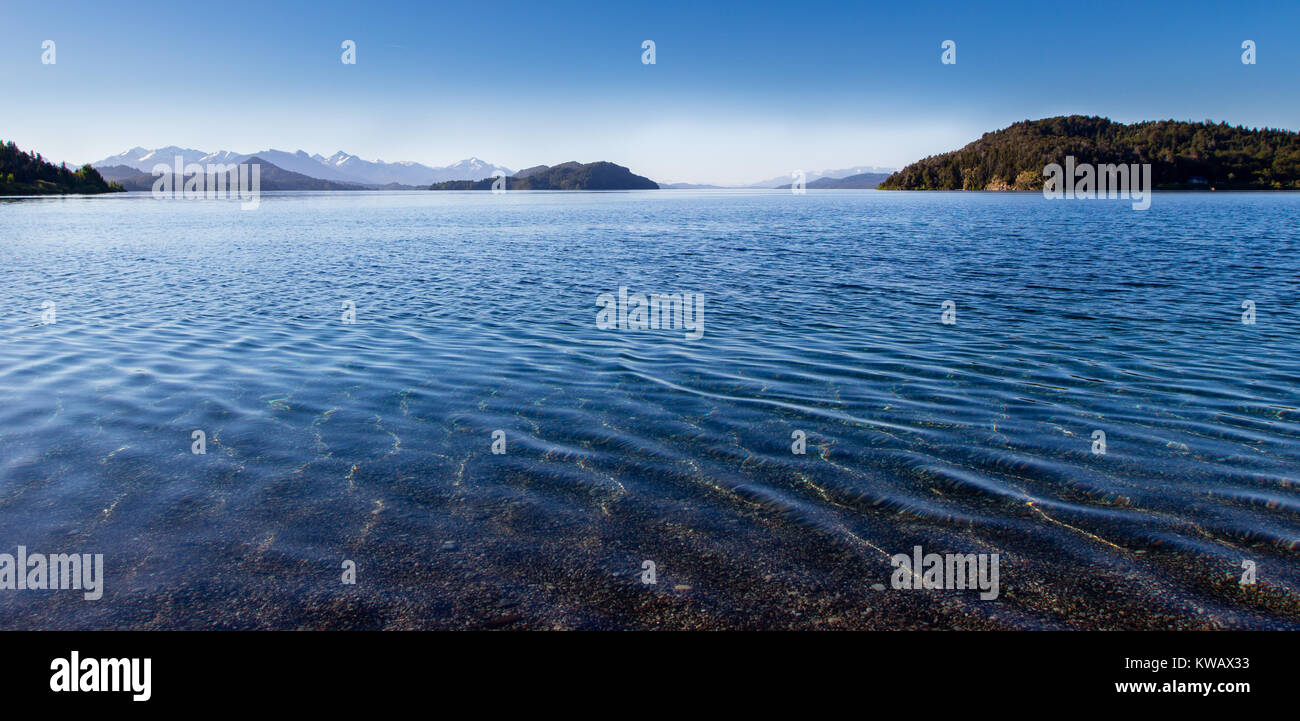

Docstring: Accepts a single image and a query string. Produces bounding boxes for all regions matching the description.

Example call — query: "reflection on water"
[0,190,1297,629]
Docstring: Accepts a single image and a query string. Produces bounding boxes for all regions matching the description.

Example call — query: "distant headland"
[0,141,123,195]
[429,161,659,190]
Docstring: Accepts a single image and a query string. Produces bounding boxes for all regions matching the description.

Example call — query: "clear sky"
[2,0,1297,184]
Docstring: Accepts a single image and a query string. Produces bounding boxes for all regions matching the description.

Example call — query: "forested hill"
[430,161,658,190]
[0,141,123,195]
[877,116,1300,191]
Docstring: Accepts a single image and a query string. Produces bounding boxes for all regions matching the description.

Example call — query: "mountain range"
[774,171,893,189]
[660,166,897,189]
[89,147,896,189]
[743,166,897,188]
[89,147,513,187]
[96,157,370,192]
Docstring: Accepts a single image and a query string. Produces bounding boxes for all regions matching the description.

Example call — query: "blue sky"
[3,0,1297,184]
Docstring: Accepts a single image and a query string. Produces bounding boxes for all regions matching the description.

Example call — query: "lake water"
[0,189,1297,629]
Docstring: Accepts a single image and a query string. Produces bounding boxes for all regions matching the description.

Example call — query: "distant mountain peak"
[90,146,513,186]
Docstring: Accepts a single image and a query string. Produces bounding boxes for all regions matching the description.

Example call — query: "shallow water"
[0,189,1297,629]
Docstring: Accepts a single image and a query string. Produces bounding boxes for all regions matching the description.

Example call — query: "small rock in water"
[871,583,886,591]
[673,584,692,592]
[440,541,458,552]
[484,613,522,629]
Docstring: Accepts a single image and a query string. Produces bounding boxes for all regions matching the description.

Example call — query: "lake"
[0,189,1297,629]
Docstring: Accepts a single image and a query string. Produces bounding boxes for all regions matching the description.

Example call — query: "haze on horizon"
[2,0,1297,185]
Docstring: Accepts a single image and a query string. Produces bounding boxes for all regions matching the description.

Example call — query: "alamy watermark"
[1241,299,1256,324]
[50,652,150,702]
[890,545,999,600]
[1043,156,1151,210]
[151,156,261,210]
[941,40,956,64]
[1240,559,1256,585]
[0,546,103,600]
[596,287,704,340]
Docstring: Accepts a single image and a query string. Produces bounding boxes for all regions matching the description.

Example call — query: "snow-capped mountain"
[319,151,430,185]
[432,157,513,184]
[90,147,513,186]
[320,152,512,185]
[91,146,209,171]
[242,149,360,183]
[197,150,247,165]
